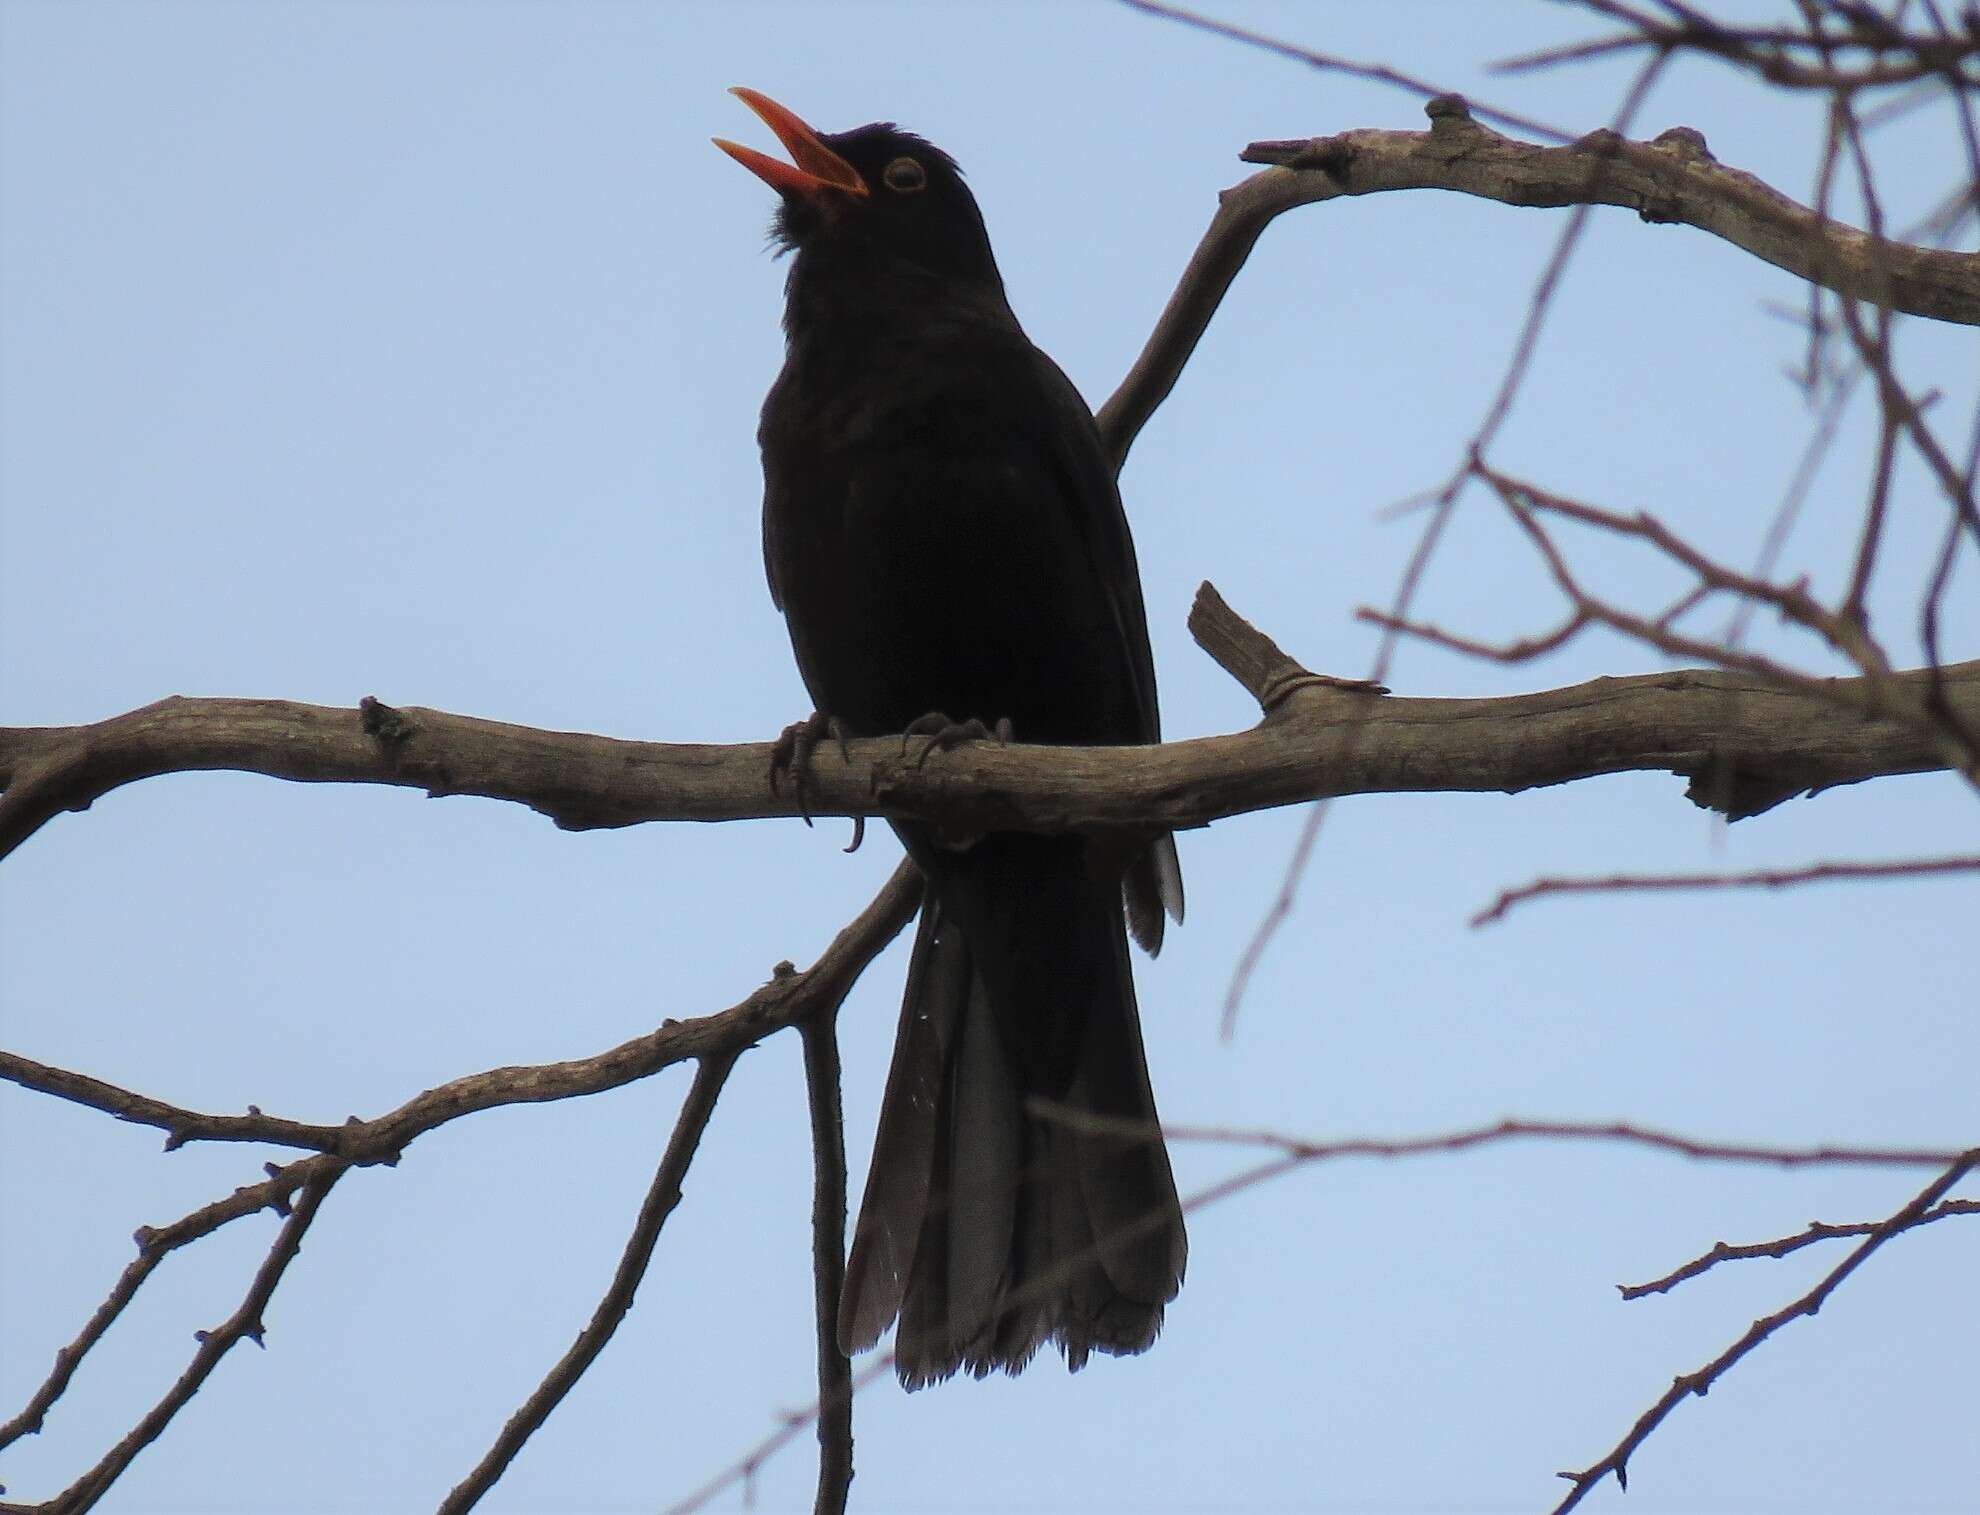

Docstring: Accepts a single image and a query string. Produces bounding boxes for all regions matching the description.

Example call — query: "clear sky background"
[3,3,1976,1512]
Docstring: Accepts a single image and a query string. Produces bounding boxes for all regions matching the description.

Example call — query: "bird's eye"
[882,156,926,194]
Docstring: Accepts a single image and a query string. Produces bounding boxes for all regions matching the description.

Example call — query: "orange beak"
[714,88,868,200]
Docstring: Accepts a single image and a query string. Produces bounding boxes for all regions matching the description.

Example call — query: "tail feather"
[838,836,1186,1389]
[836,908,962,1356]
[939,962,1022,1364]
[1068,921,1188,1306]
[1125,832,1185,956]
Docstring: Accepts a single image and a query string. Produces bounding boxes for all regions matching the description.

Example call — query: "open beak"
[714,88,868,200]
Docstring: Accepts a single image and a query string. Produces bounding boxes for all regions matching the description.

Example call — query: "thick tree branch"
[1365,459,1980,791]
[3,657,1964,851]
[1098,93,1977,472]
[1240,100,1980,325]
[3,643,1972,866]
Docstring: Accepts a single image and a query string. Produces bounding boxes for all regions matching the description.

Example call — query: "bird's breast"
[759,338,1142,747]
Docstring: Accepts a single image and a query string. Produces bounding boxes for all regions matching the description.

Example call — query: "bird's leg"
[770,710,854,831]
[900,712,1015,769]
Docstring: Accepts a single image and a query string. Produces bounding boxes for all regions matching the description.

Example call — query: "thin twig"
[1470,853,1980,926]
[1726,360,1865,647]
[0,865,922,1163]
[1553,1150,1980,1512]
[0,866,920,1510]
[1533,0,1980,88]
[668,1113,1973,1512]
[1400,459,1980,802]
[1116,0,1573,140]
[665,1355,899,1515]
[436,1054,737,1515]
[0,1248,168,1454]
[1154,1116,1968,1170]
[0,1154,337,1452]
[1620,1198,1980,1298]
[37,1168,345,1515]
[1224,57,1670,1034]
[798,1014,853,1515]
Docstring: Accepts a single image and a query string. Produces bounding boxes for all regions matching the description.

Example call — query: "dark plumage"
[718,91,1185,1387]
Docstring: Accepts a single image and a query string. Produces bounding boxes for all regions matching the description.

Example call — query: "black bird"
[718,90,1185,1388]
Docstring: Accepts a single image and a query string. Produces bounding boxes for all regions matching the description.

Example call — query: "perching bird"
[717,90,1185,1388]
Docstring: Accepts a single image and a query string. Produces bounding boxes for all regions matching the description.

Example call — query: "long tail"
[837,834,1186,1388]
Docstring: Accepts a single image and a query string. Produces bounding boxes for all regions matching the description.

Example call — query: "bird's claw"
[770,711,854,832]
[901,712,1014,769]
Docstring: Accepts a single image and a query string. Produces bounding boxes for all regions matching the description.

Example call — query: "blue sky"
[3,3,1976,1512]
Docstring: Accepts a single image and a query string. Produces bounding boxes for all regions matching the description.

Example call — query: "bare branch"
[1620,1199,1980,1299]
[1553,1150,1980,1512]
[1727,359,1865,645]
[1093,166,1276,466]
[669,1114,1975,1511]
[1155,1117,1969,1171]
[1497,480,1868,654]
[1096,92,1574,469]
[1,865,919,1162]
[798,1016,853,1515]
[1239,110,1980,326]
[1116,0,1572,141]
[1218,56,1666,1033]
[0,1051,382,1154]
[0,866,919,1505]
[21,1169,346,1515]
[665,1356,898,1515]
[437,1054,738,1515]
[1471,853,1980,925]
[0,1153,340,1453]
[5,647,1970,884]
[4,25,1973,1511]
[1838,293,1980,550]
[0,1250,165,1455]
[1360,462,1980,793]
[1524,1,1980,90]
[1184,583,1389,709]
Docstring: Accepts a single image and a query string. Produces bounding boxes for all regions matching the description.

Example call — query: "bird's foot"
[771,711,863,850]
[900,712,1014,769]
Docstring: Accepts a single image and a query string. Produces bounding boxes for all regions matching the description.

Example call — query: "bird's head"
[715,89,1002,291]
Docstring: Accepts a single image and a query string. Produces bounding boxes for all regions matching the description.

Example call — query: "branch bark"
[1241,100,1980,325]
[1097,94,1978,470]
[5,641,1972,864]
